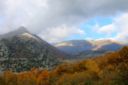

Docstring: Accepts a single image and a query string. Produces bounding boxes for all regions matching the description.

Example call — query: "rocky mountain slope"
[0,27,65,72]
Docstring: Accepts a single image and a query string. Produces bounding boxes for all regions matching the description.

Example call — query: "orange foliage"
[37,70,49,85]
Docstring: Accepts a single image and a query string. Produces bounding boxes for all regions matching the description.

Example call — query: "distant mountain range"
[54,40,125,59]
[0,27,65,72]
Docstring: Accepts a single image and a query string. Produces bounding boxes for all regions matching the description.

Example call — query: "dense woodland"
[0,46,128,85]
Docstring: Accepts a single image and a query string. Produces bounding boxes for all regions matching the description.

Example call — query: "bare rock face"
[0,28,64,72]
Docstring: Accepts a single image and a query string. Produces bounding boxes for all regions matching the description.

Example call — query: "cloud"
[0,0,48,33]
[38,24,85,42]
[112,13,128,42]
[97,24,115,34]
[0,0,128,42]
[95,13,128,43]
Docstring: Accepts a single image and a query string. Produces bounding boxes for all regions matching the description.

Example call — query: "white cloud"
[38,25,85,42]
[0,0,48,34]
[95,13,128,43]
[97,24,115,34]
[110,13,128,42]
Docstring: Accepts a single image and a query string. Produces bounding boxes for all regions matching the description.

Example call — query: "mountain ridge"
[54,39,124,59]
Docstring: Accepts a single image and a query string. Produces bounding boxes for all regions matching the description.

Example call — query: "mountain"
[54,40,93,55]
[54,40,124,59]
[0,27,65,72]
[52,46,128,84]
[89,40,123,51]
[0,26,29,40]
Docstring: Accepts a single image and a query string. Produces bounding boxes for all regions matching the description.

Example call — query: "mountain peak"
[14,26,29,34]
[0,26,29,40]
[18,26,27,30]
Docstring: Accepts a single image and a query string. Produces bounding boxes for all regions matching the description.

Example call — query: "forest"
[0,46,128,85]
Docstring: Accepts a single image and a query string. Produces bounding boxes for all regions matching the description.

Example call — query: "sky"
[0,0,128,43]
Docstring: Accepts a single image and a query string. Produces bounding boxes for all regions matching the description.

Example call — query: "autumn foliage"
[0,47,128,85]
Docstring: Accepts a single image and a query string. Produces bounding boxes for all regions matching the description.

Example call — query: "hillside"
[0,27,65,72]
[0,46,128,85]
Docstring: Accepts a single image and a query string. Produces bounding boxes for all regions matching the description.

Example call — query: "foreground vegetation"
[0,47,128,85]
